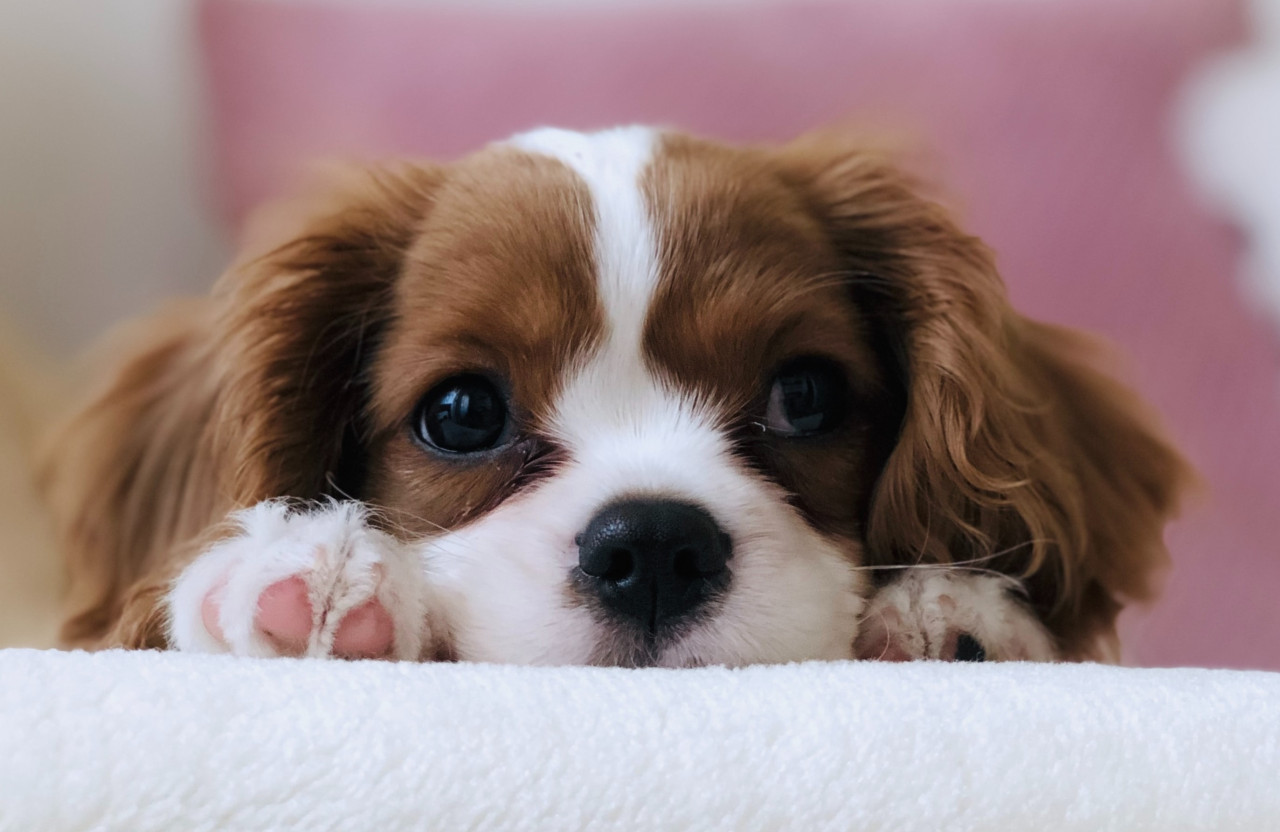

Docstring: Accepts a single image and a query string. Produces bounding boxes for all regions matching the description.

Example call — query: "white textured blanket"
[1,649,1277,831]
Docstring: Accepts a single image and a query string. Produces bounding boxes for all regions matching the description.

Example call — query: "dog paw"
[167,501,430,660]
[853,571,1057,662]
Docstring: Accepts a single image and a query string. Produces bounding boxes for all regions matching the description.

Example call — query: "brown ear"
[777,136,1195,659]
[211,163,442,503]
[39,164,440,647]
[39,302,222,646]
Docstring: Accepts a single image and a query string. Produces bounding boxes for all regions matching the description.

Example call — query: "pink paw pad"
[202,575,396,659]
[332,598,395,659]
[255,576,313,656]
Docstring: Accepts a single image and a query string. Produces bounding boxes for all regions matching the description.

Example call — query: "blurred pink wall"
[200,0,1278,669]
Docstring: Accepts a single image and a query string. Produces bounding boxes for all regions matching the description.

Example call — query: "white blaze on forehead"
[508,126,710,448]
[508,126,661,353]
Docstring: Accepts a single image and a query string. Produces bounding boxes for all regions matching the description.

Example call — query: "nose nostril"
[598,547,634,583]
[672,547,700,579]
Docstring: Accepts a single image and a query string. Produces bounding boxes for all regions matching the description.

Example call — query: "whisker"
[854,539,1054,594]
[317,476,482,560]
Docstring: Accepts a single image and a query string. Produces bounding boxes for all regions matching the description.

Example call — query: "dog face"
[46,127,1191,662]
[358,129,899,665]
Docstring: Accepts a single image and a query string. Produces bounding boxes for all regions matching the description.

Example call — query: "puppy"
[39,127,1192,666]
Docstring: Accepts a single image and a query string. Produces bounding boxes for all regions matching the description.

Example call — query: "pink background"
[200,0,1278,669]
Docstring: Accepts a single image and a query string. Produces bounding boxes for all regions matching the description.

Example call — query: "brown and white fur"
[39,127,1192,666]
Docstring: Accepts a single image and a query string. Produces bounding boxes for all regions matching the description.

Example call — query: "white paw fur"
[856,571,1057,662]
[166,500,431,659]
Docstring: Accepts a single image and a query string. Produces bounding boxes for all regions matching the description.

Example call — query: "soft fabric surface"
[1,649,1277,831]
[196,0,1280,670]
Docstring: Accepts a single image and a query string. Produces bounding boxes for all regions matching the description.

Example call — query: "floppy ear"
[211,163,442,502]
[39,164,440,647]
[777,136,1195,660]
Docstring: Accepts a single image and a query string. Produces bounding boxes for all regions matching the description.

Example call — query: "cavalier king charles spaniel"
[40,127,1192,667]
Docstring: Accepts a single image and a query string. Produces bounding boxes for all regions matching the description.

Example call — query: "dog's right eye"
[764,357,849,438]
[412,375,509,454]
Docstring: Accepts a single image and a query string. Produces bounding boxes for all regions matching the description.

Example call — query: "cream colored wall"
[0,0,226,356]
[0,320,62,647]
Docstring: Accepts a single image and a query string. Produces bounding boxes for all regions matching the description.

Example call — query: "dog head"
[50,127,1192,663]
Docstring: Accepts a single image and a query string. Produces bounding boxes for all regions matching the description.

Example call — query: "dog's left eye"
[413,375,509,453]
[764,358,849,437]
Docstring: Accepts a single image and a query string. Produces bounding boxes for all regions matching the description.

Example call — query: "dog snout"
[576,499,732,635]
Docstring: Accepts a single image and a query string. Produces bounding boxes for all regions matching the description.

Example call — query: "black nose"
[576,499,732,636]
